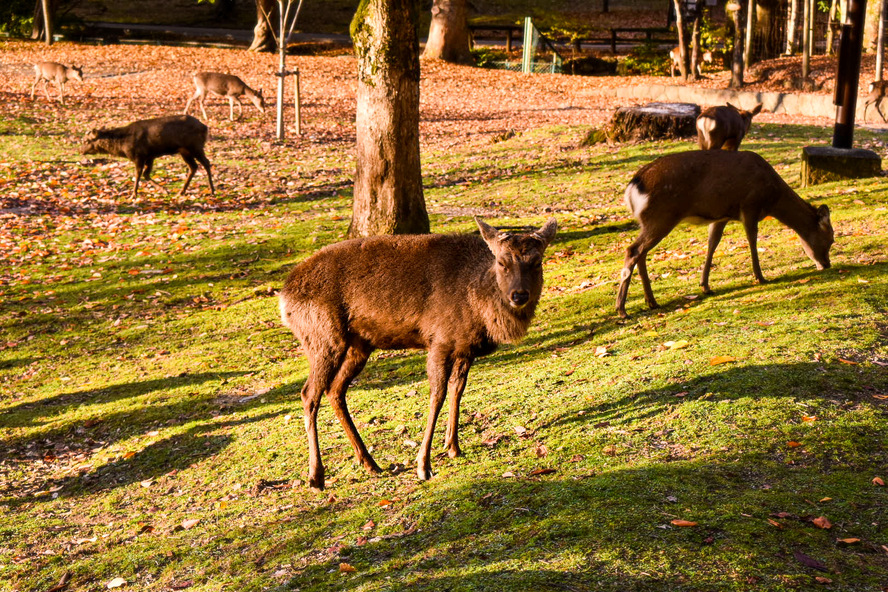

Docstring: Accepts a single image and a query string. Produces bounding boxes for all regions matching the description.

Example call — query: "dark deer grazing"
[863,80,888,123]
[616,151,833,318]
[30,61,83,105]
[80,115,215,198]
[183,72,265,121]
[696,103,763,150]
[279,217,558,490]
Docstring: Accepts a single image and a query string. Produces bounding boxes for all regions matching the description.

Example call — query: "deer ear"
[726,102,737,110]
[532,217,558,248]
[751,103,763,116]
[817,204,831,228]
[475,217,502,249]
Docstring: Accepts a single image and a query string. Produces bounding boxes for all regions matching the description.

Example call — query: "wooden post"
[802,0,811,80]
[877,0,886,80]
[294,68,302,135]
[276,0,286,140]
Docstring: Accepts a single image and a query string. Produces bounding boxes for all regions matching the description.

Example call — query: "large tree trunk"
[423,0,473,63]
[729,3,746,88]
[349,0,429,237]
[249,0,276,52]
[865,0,881,52]
[31,0,55,44]
[672,0,689,80]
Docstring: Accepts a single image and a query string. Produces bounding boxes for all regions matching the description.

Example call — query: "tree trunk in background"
[786,0,800,53]
[249,0,276,52]
[349,0,429,237]
[730,3,746,87]
[753,0,785,60]
[826,0,839,54]
[31,0,55,44]
[865,0,881,52]
[672,0,689,79]
[423,0,473,63]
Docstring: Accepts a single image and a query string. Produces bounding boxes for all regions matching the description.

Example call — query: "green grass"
[2,105,887,591]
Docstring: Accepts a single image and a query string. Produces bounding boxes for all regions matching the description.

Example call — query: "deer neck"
[473,270,535,345]
[768,186,819,241]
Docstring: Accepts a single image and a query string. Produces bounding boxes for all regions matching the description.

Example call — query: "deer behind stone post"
[279,217,558,490]
[184,72,265,121]
[863,80,888,123]
[30,61,83,105]
[696,103,763,150]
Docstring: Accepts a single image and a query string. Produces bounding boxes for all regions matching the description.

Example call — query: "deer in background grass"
[80,115,215,198]
[279,217,558,490]
[669,46,713,79]
[184,72,265,121]
[616,151,834,318]
[30,62,83,105]
[863,80,888,123]
[696,103,763,150]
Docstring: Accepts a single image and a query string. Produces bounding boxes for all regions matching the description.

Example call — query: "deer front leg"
[443,357,473,459]
[701,220,728,294]
[132,160,146,198]
[417,346,452,481]
[57,81,65,106]
[741,211,766,284]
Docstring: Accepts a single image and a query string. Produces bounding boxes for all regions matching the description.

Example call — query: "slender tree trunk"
[349,0,429,237]
[744,0,755,69]
[826,0,839,54]
[787,0,800,53]
[423,0,472,63]
[802,0,811,79]
[866,0,881,52]
[877,0,886,78]
[672,0,689,79]
[690,7,702,80]
[249,0,276,52]
[730,3,746,88]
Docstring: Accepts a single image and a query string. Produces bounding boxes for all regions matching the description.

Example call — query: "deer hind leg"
[616,230,666,318]
[301,339,348,491]
[184,89,200,115]
[132,159,147,198]
[30,76,40,100]
[41,79,53,102]
[417,345,454,481]
[443,356,474,459]
[876,98,888,123]
[198,94,209,121]
[741,211,766,284]
[701,220,728,294]
[180,154,199,195]
[189,149,215,195]
[325,337,380,475]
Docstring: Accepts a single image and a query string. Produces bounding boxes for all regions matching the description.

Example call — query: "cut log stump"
[607,102,701,143]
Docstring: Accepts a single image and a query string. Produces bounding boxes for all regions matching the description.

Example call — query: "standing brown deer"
[669,46,713,79]
[279,217,558,490]
[696,103,763,150]
[862,80,888,123]
[80,115,215,198]
[30,62,83,105]
[183,72,265,121]
[616,151,833,318]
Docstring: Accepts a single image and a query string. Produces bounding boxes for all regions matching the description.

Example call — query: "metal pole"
[276,0,285,140]
[833,0,868,148]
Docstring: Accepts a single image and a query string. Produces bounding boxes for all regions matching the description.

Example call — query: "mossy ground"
[2,69,888,592]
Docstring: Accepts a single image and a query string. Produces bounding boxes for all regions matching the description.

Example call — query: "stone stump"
[801,146,882,187]
[607,102,701,143]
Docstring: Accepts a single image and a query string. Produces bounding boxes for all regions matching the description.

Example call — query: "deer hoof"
[446,444,462,459]
[308,476,325,492]
[416,466,434,481]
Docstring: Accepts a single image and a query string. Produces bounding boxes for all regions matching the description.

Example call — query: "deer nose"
[510,290,530,307]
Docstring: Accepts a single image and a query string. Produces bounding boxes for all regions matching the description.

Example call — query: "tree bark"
[786,0,800,54]
[349,0,429,237]
[729,3,746,88]
[249,0,276,52]
[672,0,689,80]
[423,0,473,63]
[31,0,55,44]
[865,0,881,52]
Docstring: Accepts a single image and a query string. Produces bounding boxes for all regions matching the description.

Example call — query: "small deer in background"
[669,46,713,79]
[30,62,83,105]
[863,80,888,123]
[80,115,215,198]
[696,103,763,150]
[184,72,265,121]
[279,217,558,490]
[616,150,833,318]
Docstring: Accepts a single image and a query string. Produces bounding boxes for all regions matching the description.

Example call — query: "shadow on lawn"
[257,458,888,591]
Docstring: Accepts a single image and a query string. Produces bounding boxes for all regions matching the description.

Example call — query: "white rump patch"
[278,293,291,327]
[697,116,716,145]
[624,181,648,218]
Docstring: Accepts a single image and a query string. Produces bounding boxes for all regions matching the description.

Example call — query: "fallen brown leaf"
[670,519,698,527]
[812,516,832,529]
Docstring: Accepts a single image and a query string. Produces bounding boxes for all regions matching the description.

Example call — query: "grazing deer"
[30,61,83,105]
[863,80,888,123]
[669,46,713,79]
[184,72,265,121]
[696,103,763,150]
[80,115,215,198]
[616,151,833,318]
[279,217,558,490]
